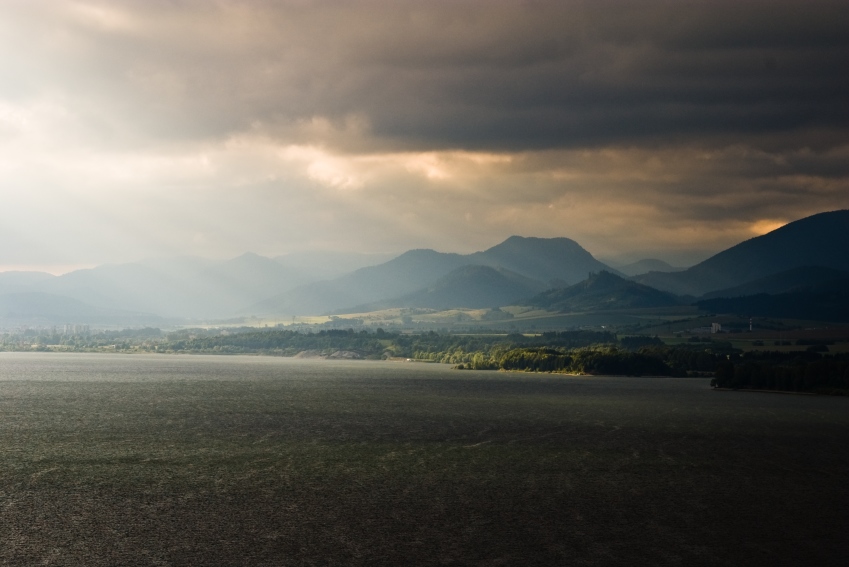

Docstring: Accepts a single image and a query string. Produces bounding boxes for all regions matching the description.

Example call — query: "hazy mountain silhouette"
[2,210,844,322]
[204,253,311,308]
[274,251,395,281]
[33,254,309,319]
[0,292,162,326]
[0,271,56,295]
[633,210,849,296]
[0,252,406,321]
[701,266,849,299]
[616,259,685,277]
[524,271,682,312]
[250,249,469,316]
[341,265,547,312]
[249,237,615,316]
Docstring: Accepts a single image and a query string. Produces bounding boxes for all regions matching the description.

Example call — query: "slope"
[344,265,547,312]
[633,210,849,296]
[702,266,849,299]
[249,249,469,316]
[696,279,849,322]
[469,236,619,286]
[524,271,682,312]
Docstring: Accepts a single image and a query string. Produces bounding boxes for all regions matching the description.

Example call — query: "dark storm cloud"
[357,0,849,151]
[7,0,847,152]
[1,0,847,269]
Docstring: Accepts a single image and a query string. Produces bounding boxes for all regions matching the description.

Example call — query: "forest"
[712,351,849,394]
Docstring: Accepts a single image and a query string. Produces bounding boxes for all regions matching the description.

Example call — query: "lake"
[1,352,848,565]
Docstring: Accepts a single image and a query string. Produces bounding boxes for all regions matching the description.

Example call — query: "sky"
[0,0,847,273]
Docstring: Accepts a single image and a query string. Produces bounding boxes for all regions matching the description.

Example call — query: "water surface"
[1,353,847,566]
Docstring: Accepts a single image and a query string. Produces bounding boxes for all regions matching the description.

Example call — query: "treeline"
[135,328,737,377]
[454,343,731,376]
[167,327,708,376]
[166,329,388,357]
[166,329,618,360]
[712,351,849,394]
[5,325,745,378]
[459,346,676,376]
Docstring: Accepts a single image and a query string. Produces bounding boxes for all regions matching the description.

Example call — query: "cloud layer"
[1,0,847,270]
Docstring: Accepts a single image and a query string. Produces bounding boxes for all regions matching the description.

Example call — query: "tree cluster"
[712,352,849,394]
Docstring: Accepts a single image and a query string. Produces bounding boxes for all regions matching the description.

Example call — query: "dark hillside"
[634,210,849,296]
[525,271,682,312]
[696,279,849,322]
[702,266,849,299]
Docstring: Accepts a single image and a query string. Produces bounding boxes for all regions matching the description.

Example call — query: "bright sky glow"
[0,0,847,271]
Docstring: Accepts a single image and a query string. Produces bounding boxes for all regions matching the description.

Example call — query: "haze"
[1,0,847,273]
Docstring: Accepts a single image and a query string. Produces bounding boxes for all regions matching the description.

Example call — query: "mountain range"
[0,209,847,326]
[0,252,390,323]
[251,236,617,316]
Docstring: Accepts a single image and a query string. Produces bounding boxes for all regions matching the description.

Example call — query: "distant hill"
[616,259,685,277]
[702,266,849,299]
[274,251,395,281]
[0,292,163,326]
[523,271,682,312]
[343,265,547,312]
[249,237,616,316]
[633,210,849,296]
[204,253,312,308]
[0,271,56,295]
[1,250,443,321]
[249,249,469,316]
[31,254,310,320]
[696,280,849,322]
[468,236,620,285]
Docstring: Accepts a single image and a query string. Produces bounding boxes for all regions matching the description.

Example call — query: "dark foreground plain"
[1,354,848,566]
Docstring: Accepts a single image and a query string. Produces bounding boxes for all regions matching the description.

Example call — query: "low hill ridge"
[524,271,682,312]
[616,259,684,277]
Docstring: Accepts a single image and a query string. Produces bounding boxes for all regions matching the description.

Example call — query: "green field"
[1,353,848,565]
